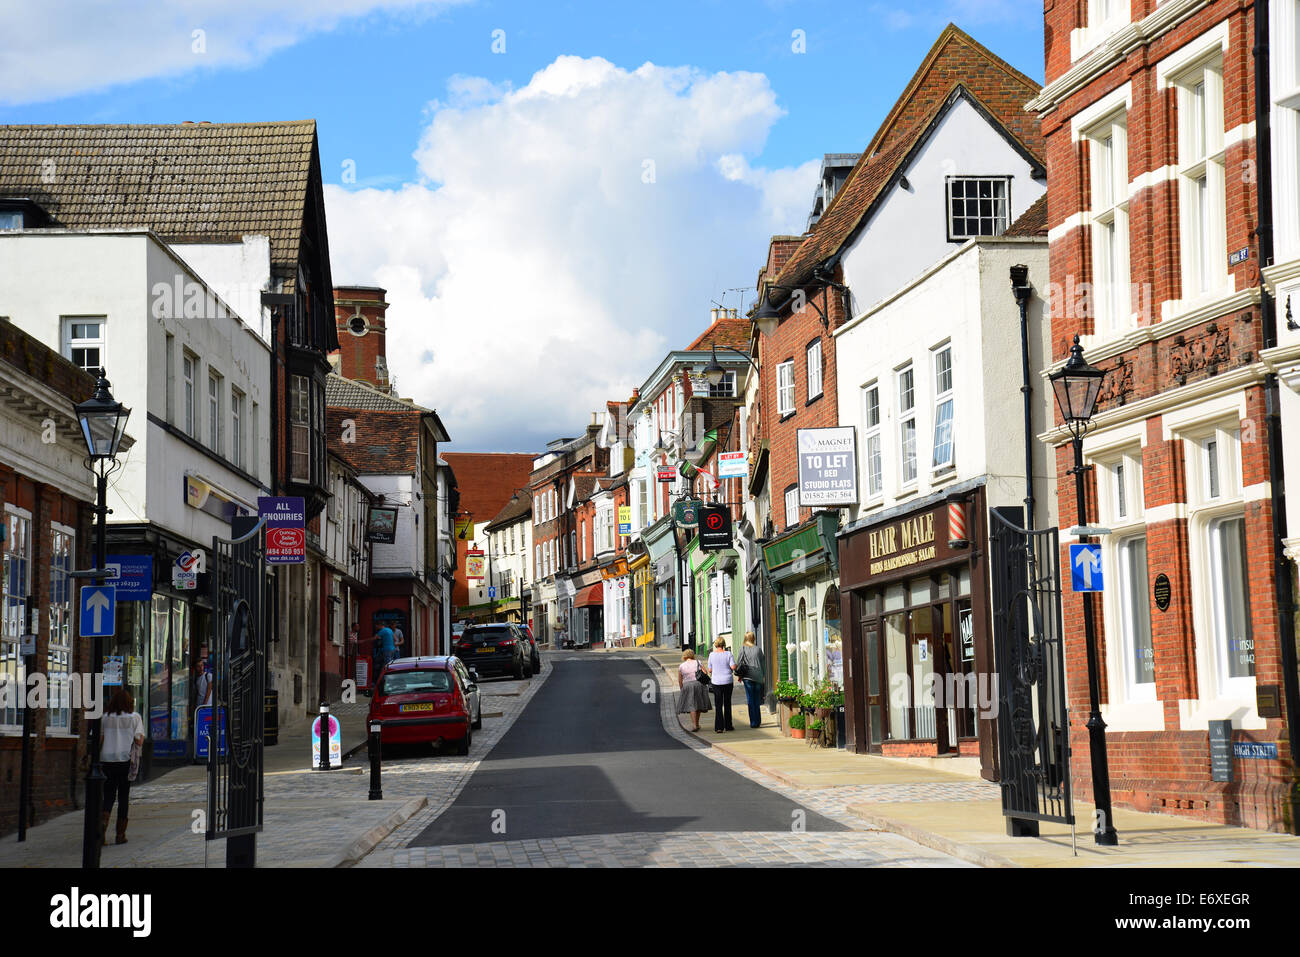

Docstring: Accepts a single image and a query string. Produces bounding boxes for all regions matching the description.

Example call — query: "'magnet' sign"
[797,427,858,507]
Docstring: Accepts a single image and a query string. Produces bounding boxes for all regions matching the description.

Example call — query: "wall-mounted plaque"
[1256,684,1282,719]
[1153,573,1171,612]
[1209,719,1233,783]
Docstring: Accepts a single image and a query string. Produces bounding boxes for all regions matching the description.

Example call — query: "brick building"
[0,321,104,835]
[1029,0,1296,829]
[333,286,393,392]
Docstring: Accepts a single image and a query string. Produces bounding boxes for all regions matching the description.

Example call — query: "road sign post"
[79,584,117,638]
[1069,543,1103,592]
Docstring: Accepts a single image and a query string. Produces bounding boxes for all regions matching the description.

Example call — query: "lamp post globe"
[75,370,130,461]
[1048,336,1105,433]
[752,294,782,338]
[702,346,727,388]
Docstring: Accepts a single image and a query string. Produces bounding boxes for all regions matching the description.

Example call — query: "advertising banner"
[797,427,858,507]
[259,497,307,565]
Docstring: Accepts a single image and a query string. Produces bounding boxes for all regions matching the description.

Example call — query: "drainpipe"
[1011,264,1036,529]
[1255,0,1300,833]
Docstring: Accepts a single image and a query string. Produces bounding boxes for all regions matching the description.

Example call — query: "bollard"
[368,721,383,800]
[318,702,332,769]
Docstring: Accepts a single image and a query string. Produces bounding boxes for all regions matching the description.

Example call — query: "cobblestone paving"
[356,651,968,867]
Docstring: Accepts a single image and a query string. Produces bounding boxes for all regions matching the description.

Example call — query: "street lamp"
[1047,336,1118,846]
[751,269,849,337]
[75,369,130,869]
[701,343,761,388]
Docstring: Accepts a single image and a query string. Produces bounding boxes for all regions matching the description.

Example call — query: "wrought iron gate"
[207,516,265,842]
[988,506,1073,834]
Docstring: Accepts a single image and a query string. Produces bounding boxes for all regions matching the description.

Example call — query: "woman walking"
[676,648,711,731]
[735,631,767,728]
[705,638,736,733]
[100,688,145,845]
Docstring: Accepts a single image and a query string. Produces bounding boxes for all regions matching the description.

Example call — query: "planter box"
[790,727,806,740]
[778,700,797,737]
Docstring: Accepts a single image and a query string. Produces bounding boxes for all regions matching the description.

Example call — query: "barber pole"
[947,499,969,548]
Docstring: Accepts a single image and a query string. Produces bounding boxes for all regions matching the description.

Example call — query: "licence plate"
[475,646,494,653]
[400,703,434,712]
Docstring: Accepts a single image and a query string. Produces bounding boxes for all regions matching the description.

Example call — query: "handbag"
[128,737,142,782]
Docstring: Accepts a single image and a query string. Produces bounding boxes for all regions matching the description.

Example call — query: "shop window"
[1,506,32,731]
[47,524,74,734]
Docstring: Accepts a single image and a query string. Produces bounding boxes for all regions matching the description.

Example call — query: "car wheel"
[514,658,524,680]
[472,699,482,730]
[457,724,471,756]
[531,653,541,674]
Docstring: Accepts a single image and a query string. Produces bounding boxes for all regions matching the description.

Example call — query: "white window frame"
[61,316,105,373]
[784,486,799,528]
[709,371,736,398]
[1270,0,1300,260]
[1,505,32,732]
[182,351,197,438]
[47,523,75,734]
[897,364,917,486]
[931,344,955,471]
[806,341,823,400]
[777,360,795,416]
[863,382,883,500]
[231,387,244,471]
[1085,112,1131,337]
[1173,54,1228,300]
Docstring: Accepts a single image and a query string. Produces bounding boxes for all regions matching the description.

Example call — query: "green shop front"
[761,512,842,693]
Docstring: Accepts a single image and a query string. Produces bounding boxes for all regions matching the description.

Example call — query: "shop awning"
[575,582,604,607]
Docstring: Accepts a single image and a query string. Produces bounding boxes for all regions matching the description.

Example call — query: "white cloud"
[0,0,469,105]
[325,56,817,452]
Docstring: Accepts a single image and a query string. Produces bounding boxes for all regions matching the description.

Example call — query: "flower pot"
[790,727,806,740]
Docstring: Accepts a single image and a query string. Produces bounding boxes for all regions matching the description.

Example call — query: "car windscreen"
[464,627,512,642]
[380,670,452,695]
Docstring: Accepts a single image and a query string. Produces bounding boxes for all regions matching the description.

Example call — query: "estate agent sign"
[797,427,857,507]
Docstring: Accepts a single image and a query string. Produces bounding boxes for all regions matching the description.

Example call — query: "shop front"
[628,551,655,646]
[838,487,996,778]
[761,512,841,691]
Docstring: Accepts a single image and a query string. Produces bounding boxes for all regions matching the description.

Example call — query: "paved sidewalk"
[646,652,1300,868]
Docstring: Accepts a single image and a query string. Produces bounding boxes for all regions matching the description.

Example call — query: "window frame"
[1085,111,1132,337]
[1,505,33,732]
[784,484,799,529]
[945,176,1011,242]
[863,382,883,500]
[1173,54,1228,300]
[47,522,75,734]
[931,344,955,472]
[806,339,823,401]
[777,359,796,416]
[61,316,106,373]
[897,364,918,487]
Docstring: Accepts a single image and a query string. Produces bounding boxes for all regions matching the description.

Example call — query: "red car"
[367,656,482,755]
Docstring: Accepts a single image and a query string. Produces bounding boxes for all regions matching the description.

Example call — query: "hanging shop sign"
[259,497,307,565]
[465,549,486,581]
[367,506,398,544]
[717,450,748,479]
[672,499,702,526]
[699,504,733,551]
[797,427,858,506]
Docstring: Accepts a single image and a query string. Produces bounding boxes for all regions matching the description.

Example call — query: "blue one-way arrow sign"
[80,584,117,638]
[1069,544,1103,593]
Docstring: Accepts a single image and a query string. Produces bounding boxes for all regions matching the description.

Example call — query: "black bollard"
[368,721,383,800]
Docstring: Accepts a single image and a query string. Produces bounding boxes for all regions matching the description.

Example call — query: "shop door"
[862,621,885,750]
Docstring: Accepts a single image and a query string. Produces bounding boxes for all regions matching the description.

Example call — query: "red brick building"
[0,322,101,835]
[333,286,393,392]
[1029,0,1294,829]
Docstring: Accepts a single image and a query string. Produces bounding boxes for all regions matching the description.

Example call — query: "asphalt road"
[411,653,846,845]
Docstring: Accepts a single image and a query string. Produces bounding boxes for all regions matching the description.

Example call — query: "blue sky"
[1,0,1045,451]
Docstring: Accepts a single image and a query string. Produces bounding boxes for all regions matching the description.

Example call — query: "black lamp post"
[76,369,130,869]
[1047,336,1118,846]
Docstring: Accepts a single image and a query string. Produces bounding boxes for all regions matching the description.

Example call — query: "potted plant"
[775,680,801,737]
[788,713,806,740]
[809,717,824,747]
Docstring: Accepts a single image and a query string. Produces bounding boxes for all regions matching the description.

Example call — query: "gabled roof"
[485,490,532,531]
[326,373,430,412]
[770,25,1044,294]
[0,121,328,296]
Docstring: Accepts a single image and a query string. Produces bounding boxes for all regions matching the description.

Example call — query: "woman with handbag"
[735,631,766,728]
[676,648,711,732]
[100,688,145,845]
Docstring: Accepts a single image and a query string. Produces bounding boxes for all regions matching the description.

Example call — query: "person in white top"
[703,638,736,733]
[100,687,145,846]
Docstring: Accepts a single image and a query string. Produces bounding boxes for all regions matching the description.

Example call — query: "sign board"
[104,554,153,601]
[717,450,747,479]
[1153,573,1171,612]
[312,713,342,769]
[1209,719,1233,782]
[259,497,306,565]
[1233,741,1278,760]
[699,504,732,551]
[959,607,974,662]
[79,584,116,638]
[195,706,227,759]
[367,506,398,544]
[465,550,486,581]
[617,506,631,535]
[488,586,497,599]
[172,549,204,591]
[797,427,858,506]
[1069,543,1103,592]
[1257,684,1282,719]
[672,500,702,527]
[1228,246,1250,267]
[454,517,473,540]
[656,467,676,483]
[355,657,370,691]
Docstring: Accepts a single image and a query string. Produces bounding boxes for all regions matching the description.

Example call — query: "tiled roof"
[326,408,423,474]
[770,25,1044,294]
[0,121,320,285]
[326,373,430,412]
[685,312,752,352]
[441,452,536,524]
[1003,194,1048,237]
[572,474,601,504]
[485,490,532,531]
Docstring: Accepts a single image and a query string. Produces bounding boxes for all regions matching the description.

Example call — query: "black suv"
[454,623,532,679]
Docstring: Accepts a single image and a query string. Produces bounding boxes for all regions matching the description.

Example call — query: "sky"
[0,0,1045,453]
